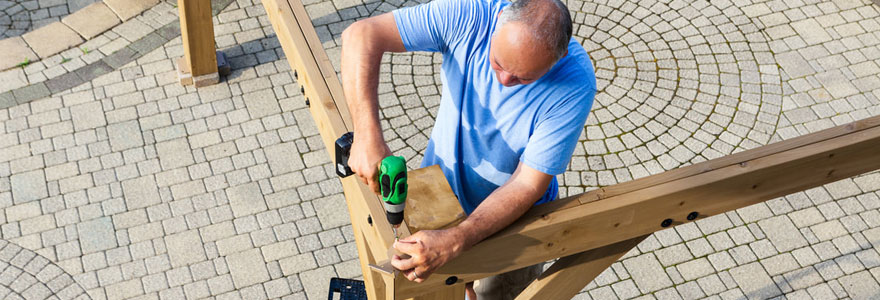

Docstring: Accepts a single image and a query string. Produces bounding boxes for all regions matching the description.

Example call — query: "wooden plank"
[515,235,648,300]
[261,0,397,248]
[586,116,880,203]
[405,165,466,233]
[411,284,465,300]
[285,0,353,129]
[395,115,880,298]
[177,0,217,76]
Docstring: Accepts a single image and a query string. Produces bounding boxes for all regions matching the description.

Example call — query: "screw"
[305,98,310,107]
[661,219,673,228]
[301,86,305,94]
[445,276,458,285]
[294,70,298,79]
[367,215,372,226]
[687,212,699,221]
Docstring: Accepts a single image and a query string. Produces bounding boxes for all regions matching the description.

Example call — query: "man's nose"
[498,71,519,86]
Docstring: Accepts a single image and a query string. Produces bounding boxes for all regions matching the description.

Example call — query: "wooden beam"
[177,0,218,86]
[516,235,647,300]
[395,115,880,298]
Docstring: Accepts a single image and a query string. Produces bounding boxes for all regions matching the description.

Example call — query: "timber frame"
[256,0,880,298]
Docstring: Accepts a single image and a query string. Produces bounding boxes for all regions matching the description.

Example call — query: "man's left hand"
[391,229,465,282]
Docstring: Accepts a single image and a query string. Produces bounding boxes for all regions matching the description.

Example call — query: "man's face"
[489,22,559,87]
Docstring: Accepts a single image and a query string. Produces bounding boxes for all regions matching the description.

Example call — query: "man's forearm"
[341,23,384,141]
[452,179,545,251]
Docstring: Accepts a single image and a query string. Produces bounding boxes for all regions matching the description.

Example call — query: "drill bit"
[392,226,398,240]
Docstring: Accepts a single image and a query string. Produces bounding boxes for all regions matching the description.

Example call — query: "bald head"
[497,0,572,61]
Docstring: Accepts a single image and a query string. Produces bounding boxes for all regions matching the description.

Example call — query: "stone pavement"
[0,0,879,299]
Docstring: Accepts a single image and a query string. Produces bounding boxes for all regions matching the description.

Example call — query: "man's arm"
[340,13,407,193]
[392,163,553,282]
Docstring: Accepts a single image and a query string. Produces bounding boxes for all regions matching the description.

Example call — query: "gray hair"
[497,0,573,62]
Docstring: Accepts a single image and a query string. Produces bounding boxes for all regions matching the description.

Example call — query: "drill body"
[379,156,407,238]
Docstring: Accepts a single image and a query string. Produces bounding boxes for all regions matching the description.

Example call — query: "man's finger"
[393,239,419,255]
[391,254,416,271]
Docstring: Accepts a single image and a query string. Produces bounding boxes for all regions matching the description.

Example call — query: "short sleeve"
[521,91,595,175]
[392,0,479,52]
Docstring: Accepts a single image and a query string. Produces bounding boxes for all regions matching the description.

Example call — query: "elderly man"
[341,0,596,297]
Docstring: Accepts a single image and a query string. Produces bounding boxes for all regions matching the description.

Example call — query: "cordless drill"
[335,132,408,238]
[379,156,407,239]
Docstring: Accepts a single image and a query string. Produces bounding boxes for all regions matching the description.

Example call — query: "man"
[340,0,596,297]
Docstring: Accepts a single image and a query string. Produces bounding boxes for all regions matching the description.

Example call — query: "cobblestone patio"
[0,0,879,299]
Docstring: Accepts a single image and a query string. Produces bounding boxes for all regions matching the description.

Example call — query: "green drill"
[379,156,407,239]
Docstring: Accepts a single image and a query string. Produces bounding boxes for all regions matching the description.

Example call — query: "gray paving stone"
[165,229,207,268]
[758,216,807,252]
[226,182,268,218]
[730,262,781,299]
[243,89,281,119]
[156,138,195,170]
[77,217,117,254]
[264,142,305,175]
[10,169,48,204]
[226,248,270,288]
[70,101,106,131]
[624,253,673,293]
[122,175,160,210]
[107,120,144,151]
[838,270,880,298]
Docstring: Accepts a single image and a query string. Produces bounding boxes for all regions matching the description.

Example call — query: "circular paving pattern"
[0,2,32,39]
[378,0,782,194]
[0,240,88,299]
[572,0,782,176]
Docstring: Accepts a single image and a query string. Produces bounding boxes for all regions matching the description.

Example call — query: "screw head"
[445,276,458,285]
[687,212,699,221]
[661,219,673,227]
[367,215,372,226]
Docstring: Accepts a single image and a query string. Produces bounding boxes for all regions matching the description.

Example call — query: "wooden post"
[177,0,221,87]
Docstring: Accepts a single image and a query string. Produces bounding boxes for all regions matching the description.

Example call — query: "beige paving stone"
[77,217,118,254]
[226,182,268,218]
[21,22,84,59]
[226,248,270,288]
[156,138,195,170]
[0,37,38,71]
[10,169,47,204]
[104,0,161,21]
[837,270,880,299]
[122,176,161,210]
[6,202,42,222]
[61,2,122,40]
[165,230,207,268]
[70,101,107,131]
[0,69,28,93]
[243,89,282,119]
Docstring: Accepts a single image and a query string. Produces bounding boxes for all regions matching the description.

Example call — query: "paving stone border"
[0,239,90,299]
[0,0,237,110]
[0,0,161,71]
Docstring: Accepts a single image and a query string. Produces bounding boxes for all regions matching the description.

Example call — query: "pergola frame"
[249,0,880,298]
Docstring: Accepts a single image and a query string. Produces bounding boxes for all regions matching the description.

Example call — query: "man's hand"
[391,229,465,282]
[349,135,391,194]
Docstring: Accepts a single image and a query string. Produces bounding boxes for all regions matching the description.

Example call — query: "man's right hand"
[349,135,392,195]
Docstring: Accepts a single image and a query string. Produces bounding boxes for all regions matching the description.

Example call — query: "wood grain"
[178,0,217,76]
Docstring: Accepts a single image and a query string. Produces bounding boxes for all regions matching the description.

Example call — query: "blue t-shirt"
[393,0,596,214]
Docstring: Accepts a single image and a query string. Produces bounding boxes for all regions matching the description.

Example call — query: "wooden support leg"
[177,0,220,87]
[515,235,649,300]
[410,284,465,300]
[352,218,385,299]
